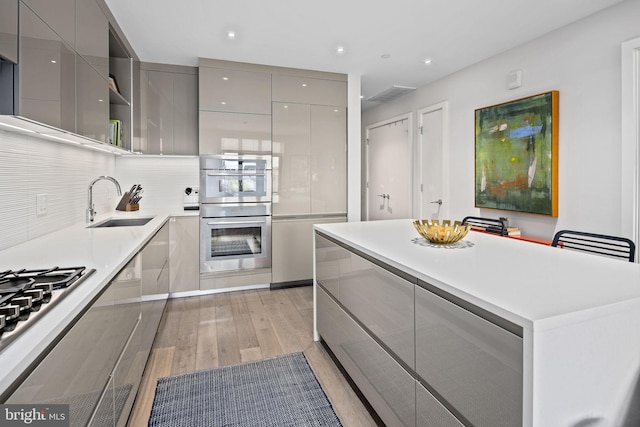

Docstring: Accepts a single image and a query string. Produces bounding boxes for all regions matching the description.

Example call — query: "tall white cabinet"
[197,59,348,288]
[271,74,347,286]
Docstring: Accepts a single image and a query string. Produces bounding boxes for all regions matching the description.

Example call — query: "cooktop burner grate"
[0,266,94,351]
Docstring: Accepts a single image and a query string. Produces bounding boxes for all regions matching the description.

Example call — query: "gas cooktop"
[0,266,95,351]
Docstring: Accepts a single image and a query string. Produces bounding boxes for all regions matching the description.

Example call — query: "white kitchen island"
[313,219,640,427]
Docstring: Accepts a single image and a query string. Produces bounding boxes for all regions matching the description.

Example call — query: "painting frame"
[474,91,558,217]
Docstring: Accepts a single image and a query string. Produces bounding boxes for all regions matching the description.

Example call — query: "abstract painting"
[475,91,558,216]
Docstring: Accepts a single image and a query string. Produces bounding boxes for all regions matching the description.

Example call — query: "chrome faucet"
[87,176,122,222]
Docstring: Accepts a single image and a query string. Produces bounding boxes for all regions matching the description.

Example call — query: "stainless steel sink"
[88,217,154,228]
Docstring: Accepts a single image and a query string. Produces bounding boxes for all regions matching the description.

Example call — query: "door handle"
[377,194,390,199]
[431,199,442,205]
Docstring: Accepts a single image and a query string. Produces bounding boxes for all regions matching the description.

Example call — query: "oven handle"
[207,220,266,225]
[206,172,266,177]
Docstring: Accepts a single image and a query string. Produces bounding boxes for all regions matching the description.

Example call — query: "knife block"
[116,191,141,211]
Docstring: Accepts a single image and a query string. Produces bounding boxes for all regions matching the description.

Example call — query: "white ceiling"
[105,0,625,110]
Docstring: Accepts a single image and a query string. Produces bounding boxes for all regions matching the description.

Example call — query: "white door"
[418,102,448,220]
[366,115,412,220]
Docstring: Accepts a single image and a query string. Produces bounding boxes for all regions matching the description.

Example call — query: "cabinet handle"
[207,220,265,226]
[206,172,265,177]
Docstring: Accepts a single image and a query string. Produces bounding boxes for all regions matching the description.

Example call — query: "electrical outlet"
[36,194,48,216]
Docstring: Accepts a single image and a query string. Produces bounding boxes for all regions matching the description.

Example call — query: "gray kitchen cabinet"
[318,280,416,427]
[169,216,199,294]
[339,248,415,369]
[316,286,342,357]
[172,69,198,154]
[9,1,132,151]
[3,222,171,427]
[414,283,523,427]
[199,110,271,155]
[18,2,76,133]
[310,105,346,214]
[141,222,170,298]
[314,233,345,298]
[272,102,347,216]
[77,54,109,143]
[340,302,416,427]
[0,0,18,63]
[416,383,465,427]
[138,64,198,155]
[108,29,133,150]
[76,0,109,78]
[272,74,347,107]
[314,232,524,427]
[5,275,130,426]
[199,66,271,114]
[271,215,345,287]
[22,0,76,49]
[272,102,311,215]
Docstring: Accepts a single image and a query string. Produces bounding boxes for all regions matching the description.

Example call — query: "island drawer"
[339,250,415,369]
[316,285,342,357]
[339,299,416,427]
[314,234,344,299]
[415,283,523,427]
[416,382,464,427]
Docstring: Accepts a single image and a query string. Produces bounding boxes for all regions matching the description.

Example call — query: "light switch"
[36,194,48,216]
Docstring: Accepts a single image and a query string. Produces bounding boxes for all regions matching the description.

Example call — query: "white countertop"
[315,219,640,332]
[0,209,196,397]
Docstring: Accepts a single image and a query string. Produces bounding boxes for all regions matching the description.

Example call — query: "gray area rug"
[148,352,343,427]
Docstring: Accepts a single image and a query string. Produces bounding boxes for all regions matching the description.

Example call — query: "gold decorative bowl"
[413,219,470,245]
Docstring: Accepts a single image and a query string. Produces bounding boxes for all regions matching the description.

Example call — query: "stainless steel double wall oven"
[199,155,272,273]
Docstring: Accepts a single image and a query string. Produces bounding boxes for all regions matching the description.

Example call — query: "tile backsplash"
[115,155,199,211]
[0,130,199,253]
[0,130,116,251]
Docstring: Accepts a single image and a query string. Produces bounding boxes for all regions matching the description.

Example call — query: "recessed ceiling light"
[424,58,433,65]
[381,54,391,60]
[226,30,236,40]
[302,83,307,87]
[222,77,229,81]
[336,46,345,55]
[51,60,57,64]
[221,101,226,105]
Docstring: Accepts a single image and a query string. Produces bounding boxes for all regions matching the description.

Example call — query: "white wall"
[0,130,116,251]
[362,0,640,239]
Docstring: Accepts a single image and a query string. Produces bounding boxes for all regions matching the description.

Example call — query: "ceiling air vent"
[367,85,416,103]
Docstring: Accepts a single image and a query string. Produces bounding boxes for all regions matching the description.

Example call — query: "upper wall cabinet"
[0,0,18,63]
[22,0,76,49]
[108,28,133,150]
[199,111,271,155]
[18,3,76,133]
[272,75,347,107]
[199,67,271,114]
[76,0,109,78]
[0,0,134,153]
[77,54,108,142]
[138,63,198,155]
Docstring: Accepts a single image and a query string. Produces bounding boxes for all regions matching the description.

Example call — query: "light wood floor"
[128,286,378,427]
